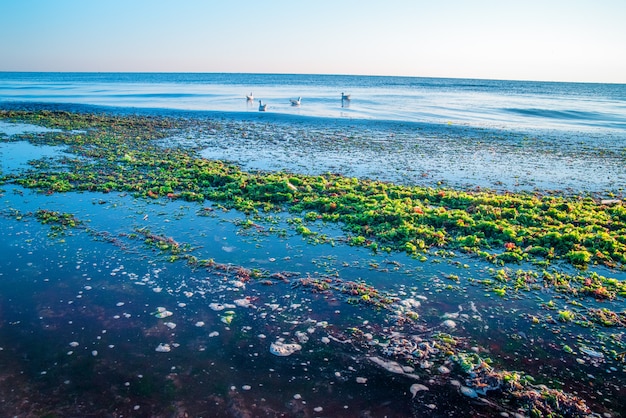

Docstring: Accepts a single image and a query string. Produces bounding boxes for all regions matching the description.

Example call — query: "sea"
[1,72,626,417]
[1,71,625,133]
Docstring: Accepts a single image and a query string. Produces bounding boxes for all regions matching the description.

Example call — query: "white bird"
[290,96,301,106]
[341,92,351,108]
[258,100,268,111]
[246,92,254,101]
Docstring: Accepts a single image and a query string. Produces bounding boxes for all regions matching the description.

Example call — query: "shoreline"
[3,101,626,196]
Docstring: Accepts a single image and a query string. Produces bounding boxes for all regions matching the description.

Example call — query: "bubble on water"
[242,385,251,391]
[69,341,79,347]
[356,377,367,384]
[155,343,171,353]
[231,280,246,289]
[153,307,173,318]
[209,331,219,337]
[410,383,429,398]
[442,319,457,329]
[270,341,302,357]
[234,298,252,308]
[195,321,205,327]
[164,322,176,329]
[91,350,98,357]
[460,386,478,398]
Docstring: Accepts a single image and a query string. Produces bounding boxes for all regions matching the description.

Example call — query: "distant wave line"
[504,107,626,123]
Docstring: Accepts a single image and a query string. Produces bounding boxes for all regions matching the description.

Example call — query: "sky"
[1,0,625,83]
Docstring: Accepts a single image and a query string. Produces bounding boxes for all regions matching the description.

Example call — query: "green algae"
[2,109,625,304]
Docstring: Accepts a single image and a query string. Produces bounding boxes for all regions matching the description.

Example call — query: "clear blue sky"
[1,0,625,83]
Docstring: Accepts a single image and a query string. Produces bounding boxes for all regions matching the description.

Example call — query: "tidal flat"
[1,106,625,417]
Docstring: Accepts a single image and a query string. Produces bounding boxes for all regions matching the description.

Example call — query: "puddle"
[0,141,67,174]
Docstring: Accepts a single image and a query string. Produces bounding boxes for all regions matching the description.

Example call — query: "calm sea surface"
[1,72,625,133]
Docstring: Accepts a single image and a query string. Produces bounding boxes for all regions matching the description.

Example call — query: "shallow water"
[2,72,626,134]
[1,182,625,416]
[1,107,626,416]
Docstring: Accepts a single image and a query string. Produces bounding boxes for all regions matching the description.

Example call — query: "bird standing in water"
[341,92,351,107]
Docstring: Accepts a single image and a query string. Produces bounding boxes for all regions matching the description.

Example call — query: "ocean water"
[2,75,626,416]
[1,72,626,133]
